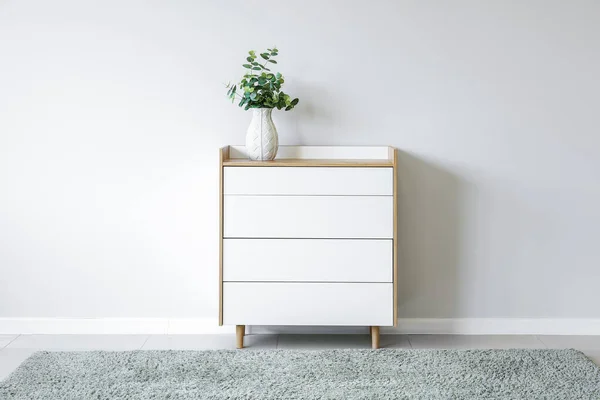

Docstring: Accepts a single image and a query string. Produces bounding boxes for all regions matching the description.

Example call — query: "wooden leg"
[236,325,245,349]
[369,326,372,335]
[371,326,380,349]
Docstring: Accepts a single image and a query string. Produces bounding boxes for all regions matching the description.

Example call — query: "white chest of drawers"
[219,146,398,349]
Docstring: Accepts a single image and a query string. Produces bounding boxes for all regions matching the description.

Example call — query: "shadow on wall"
[396,150,465,319]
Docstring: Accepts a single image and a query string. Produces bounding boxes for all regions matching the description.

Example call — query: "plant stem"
[261,55,273,70]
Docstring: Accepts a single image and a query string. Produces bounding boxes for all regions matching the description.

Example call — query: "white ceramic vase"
[245,108,278,161]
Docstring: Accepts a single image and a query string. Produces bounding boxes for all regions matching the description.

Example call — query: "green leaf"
[252,67,261,70]
[242,64,252,69]
[250,92,257,100]
[275,72,281,79]
[239,98,245,107]
[246,57,253,63]
[285,106,292,111]
[248,50,256,57]
[291,98,299,106]
[244,104,250,110]
[260,53,270,60]
[262,66,271,71]
[267,59,277,64]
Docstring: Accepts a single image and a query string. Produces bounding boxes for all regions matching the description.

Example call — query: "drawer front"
[224,167,392,195]
[224,239,392,282]
[224,196,393,238]
[223,282,393,326]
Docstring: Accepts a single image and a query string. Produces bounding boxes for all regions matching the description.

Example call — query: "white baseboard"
[0,318,234,335]
[384,318,600,335]
[1,318,600,335]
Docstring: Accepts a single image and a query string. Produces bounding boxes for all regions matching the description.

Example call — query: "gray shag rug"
[1,349,600,399]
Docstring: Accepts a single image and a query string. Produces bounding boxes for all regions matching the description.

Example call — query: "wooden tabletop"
[222,158,393,167]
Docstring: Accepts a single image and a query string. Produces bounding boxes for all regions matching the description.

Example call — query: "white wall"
[1,1,599,325]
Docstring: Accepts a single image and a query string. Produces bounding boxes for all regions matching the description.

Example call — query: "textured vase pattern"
[245,108,278,161]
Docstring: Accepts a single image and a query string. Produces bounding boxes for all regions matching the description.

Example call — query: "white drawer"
[224,167,392,195]
[224,196,393,238]
[223,282,393,326]
[223,239,392,282]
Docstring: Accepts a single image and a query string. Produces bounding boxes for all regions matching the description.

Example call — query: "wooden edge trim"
[392,147,399,327]
[218,146,228,326]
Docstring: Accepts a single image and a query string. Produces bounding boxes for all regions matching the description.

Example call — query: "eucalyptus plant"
[226,47,299,111]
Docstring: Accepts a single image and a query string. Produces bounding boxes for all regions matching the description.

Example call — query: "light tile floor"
[0,335,17,349]
[1,334,599,380]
